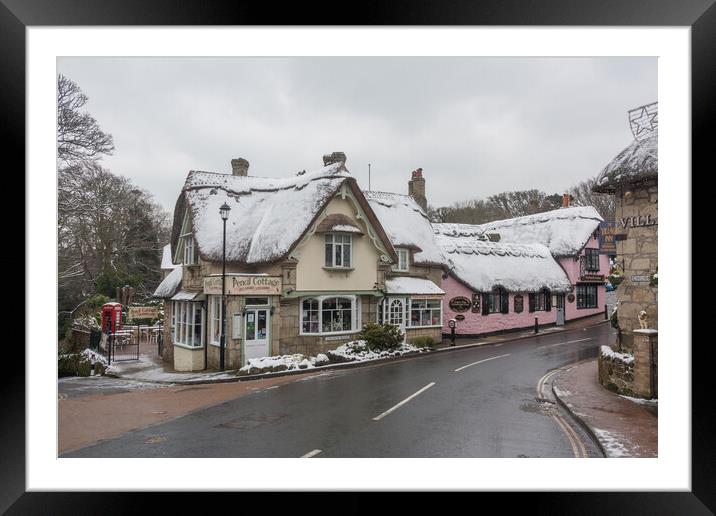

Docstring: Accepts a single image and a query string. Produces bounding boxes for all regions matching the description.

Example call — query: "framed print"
[6,0,712,512]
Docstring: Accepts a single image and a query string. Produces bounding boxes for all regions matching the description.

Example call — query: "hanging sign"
[449,296,471,313]
[127,306,159,320]
[599,221,617,255]
[204,275,282,296]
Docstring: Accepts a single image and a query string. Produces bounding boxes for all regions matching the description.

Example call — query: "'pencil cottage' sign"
[204,275,282,296]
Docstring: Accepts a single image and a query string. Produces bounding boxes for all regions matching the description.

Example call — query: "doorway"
[388,298,407,331]
[555,294,566,326]
[244,306,270,362]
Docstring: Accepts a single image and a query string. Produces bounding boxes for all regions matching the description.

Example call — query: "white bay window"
[172,301,204,348]
[300,295,360,334]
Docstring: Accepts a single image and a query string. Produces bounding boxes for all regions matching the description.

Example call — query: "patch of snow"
[594,130,657,192]
[553,387,572,398]
[331,224,363,233]
[327,340,423,362]
[239,353,320,374]
[619,394,658,406]
[600,345,634,365]
[384,276,444,295]
[592,427,631,458]
[161,243,179,270]
[81,348,108,366]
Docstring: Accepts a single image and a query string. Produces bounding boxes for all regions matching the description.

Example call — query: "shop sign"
[599,221,617,255]
[567,293,576,303]
[455,314,465,321]
[581,274,605,282]
[449,296,471,313]
[127,306,158,320]
[204,275,282,296]
[630,274,651,283]
[619,214,657,228]
[514,295,524,313]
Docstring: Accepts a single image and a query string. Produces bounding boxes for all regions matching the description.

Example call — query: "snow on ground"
[327,340,424,362]
[59,375,169,392]
[238,353,330,375]
[592,427,632,458]
[106,355,238,383]
[618,394,658,406]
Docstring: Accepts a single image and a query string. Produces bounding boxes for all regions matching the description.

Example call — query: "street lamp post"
[219,202,231,371]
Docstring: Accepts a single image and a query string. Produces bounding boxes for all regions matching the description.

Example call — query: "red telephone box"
[101,303,123,334]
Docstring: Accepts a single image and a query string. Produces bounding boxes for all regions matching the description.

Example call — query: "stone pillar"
[632,329,658,399]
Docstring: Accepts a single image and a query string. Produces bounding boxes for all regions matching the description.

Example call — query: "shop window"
[209,295,222,345]
[585,248,600,272]
[410,298,442,327]
[300,296,358,334]
[393,249,410,272]
[324,234,352,268]
[576,284,598,309]
[483,287,508,314]
[172,301,204,347]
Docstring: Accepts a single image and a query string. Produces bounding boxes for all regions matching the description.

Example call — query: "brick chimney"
[322,152,347,166]
[562,192,570,208]
[231,158,249,176]
[408,168,427,212]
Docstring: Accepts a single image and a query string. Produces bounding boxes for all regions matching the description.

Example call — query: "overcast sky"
[57,57,656,212]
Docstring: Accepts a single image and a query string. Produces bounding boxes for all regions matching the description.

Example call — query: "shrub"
[358,323,404,352]
[58,353,80,377]
[411,336,436,348]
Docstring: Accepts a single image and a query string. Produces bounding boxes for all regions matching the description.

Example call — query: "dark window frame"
[584,248,600,272]
[576,284,598,309]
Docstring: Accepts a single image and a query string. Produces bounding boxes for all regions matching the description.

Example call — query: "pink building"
[435,204,608,337]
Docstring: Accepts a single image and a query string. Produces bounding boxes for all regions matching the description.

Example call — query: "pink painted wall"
[441,234,608,336]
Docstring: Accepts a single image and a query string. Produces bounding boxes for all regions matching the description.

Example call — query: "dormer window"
[325,234,352,268]
[393,248,409,272]
[183,234,196,265]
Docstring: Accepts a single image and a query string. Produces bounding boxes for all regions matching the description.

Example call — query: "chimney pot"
[322,152,347,166]
[231,158,249,176]
[562,193,570,208]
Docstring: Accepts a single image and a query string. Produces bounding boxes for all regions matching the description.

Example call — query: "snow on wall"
[364,191,445,265]
[153,265,182,298]
[435,206,604,258]
[184,163,350,264]
[594,131,657,192]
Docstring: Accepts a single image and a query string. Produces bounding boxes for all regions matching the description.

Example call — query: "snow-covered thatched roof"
[437,206,604,258]
[364,191,445,266]
[592,131,658,193]
[153,265,182,298]
[181,163,354,264]
[434,233,572,293]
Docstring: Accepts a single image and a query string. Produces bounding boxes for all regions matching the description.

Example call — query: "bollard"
[604,304,608,320]
[534,317,539,334]
[451,326,456,346]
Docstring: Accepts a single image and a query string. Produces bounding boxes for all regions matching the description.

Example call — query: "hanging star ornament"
[628,102,658,141]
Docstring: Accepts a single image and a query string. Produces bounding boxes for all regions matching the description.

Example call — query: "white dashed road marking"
[454,354,511,372]
[301,449,322,458]
[373,382,436,421]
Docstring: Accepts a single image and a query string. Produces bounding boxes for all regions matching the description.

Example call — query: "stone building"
[593,121,658,398]
[152,153,446,371]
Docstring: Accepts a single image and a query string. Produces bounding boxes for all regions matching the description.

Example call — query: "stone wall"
[614,179,658,351]
[598,345,636,396]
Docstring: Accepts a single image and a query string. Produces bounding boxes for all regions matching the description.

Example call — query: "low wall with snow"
[598,345,637,396]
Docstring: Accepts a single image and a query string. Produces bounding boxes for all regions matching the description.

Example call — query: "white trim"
[173,341,205,351]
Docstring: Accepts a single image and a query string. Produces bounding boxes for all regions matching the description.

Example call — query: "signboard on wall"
[204,275,282,296]
[599,221,617,255]
[514,295,524,313]
[449,296,471,313]
[127,306,159,320]
[471,293,481,313]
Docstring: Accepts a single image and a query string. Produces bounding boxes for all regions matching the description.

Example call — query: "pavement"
[551,359,658,458]
[103,312,610,385]
[62,321,613,458]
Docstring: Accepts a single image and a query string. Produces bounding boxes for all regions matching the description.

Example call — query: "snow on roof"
[364,191,445,265]
[161,243,178,270]
[384,276,445,295]
[153,266,182,298]
[183,163,351,264]
[593,131,658,193]
[435,232,572,293]
[435,206,604,258]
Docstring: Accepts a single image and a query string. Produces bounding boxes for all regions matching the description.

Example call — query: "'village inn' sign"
[204,274,282,296]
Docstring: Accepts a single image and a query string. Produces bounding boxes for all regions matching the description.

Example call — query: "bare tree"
[57,74,114,168]
[569,177,616,221]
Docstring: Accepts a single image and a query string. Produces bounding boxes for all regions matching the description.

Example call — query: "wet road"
[65,322,612,458]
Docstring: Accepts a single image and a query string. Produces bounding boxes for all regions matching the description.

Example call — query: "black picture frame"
[4,0,709,512]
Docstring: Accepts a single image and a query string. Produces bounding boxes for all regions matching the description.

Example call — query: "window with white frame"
[410,298,442,327]
[300,296,358,334]
[183,234,196,265]
[209,295,222,345]
[393,248,409,271]
[172,301,204,347]
[324,234,352,268]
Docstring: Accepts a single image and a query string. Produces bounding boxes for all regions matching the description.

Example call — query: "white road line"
[537,338,593,350]
[372,382,436,421]
[301,449,322,458]
[454,354,511,372]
